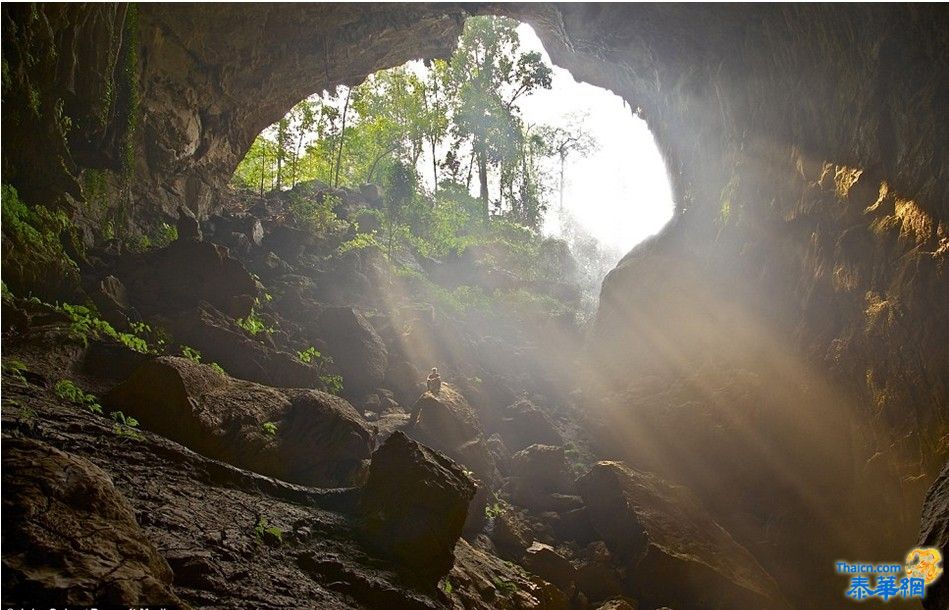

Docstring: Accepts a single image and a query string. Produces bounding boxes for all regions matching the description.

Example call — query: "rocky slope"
[6,181,782,609]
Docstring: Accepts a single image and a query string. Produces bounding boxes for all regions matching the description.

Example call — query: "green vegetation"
[295,346,322,364]
[288,190,344,236]
[296,347,344,395]
[320,374,344,396]
[180,345,203,363]
[236,299,275,336]
[253,516,283,545]
[55,379,103,415]
[234,16,590,234]
[493,578,519,596]
[110,410,143,440]
[336,231,381,256]
[3,359,29,384]
[262,421,278,436]
[180,345,226,375]
[231,16,599,324]
[439,577,454,595]
[1,184,81,292]
[61,303,153,353]
[54,380,143,439]
[484,500,506,520]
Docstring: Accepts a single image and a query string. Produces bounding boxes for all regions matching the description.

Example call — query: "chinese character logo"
[839,548,942,602]
[905,547,943,586]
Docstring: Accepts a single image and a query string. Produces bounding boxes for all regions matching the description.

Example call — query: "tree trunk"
[333,88,352,188]
[292,133,305,187]
[431,136,438,196]
[276,154,282,190]
[559,154,566,213]
[478,148,489,221]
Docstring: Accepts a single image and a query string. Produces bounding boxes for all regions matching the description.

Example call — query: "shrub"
[1,184,81,298]
[61,303,153,353]
[253,516,283,545]
[288,190,344,237]
[3,359,29,384]
[55,379,103,414]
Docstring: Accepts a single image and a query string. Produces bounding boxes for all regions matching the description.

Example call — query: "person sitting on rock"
[426,367,442,395]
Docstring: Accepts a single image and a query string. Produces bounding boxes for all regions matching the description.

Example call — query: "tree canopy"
[232,15,596,264]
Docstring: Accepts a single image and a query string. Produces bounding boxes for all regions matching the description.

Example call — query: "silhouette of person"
[426,367,442,395]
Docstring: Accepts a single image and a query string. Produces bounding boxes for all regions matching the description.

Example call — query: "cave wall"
[3,0,946,537]
[553,4,948,456]
[3,3,469,227]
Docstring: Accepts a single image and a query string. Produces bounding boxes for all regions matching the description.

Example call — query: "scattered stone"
[264,224,315,262]
[554,507,596,545]
[176,204,203,241]
[595,599,638,610]
[490,508,534,561]
[359,183,382,206]
[407,384,495,533]
[160,302,320,388]
[89,274,130,328]
[384,358,424,406]
[576,560,625,604]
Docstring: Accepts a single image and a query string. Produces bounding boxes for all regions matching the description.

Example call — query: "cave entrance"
[232,15,674,303]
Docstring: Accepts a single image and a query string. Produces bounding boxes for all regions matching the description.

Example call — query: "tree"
[536,115,597,213]
[448,16,552,220]
[382,161,416,257]
[288,100,316,188]
[420,59,451,195]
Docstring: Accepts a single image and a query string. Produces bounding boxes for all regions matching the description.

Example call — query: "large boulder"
[160,302,320,388]
[1,438,186,607]
[316,306,388,396]
[408,384,496,533]
[578,461,787,610]
[118,240,258,318]
[103,357,372,486]
[509,444,572,511]
[496,399,562,452]
[409,385,494,479]
[918,461,949,610]
[358,431,475,589]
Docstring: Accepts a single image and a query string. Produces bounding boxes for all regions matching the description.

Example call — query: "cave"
[1,4,947,610]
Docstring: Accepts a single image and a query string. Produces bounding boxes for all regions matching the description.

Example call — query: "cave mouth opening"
[232,16,674,302]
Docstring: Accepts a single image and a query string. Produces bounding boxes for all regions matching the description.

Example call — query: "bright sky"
[515,24,675,253]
